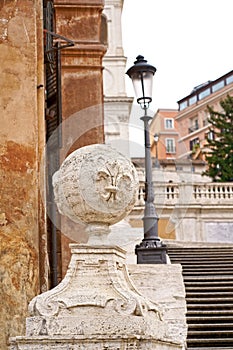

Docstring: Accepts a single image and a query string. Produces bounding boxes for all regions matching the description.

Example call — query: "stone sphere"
[52,144,139,227]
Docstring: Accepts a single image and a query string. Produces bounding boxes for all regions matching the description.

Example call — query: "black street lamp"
[153,133,160,168]
[126,55,167,264]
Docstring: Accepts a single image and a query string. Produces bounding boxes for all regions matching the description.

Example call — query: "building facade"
[149,71,233,176]
[176,70,233,159]
[150,108,178,161]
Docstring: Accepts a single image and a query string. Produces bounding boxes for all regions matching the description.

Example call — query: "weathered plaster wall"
[0,1,45,349]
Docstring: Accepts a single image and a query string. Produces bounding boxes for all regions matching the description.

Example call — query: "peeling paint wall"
[0,1,45,349]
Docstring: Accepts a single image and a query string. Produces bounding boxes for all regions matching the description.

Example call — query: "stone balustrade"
[193,183,233,201]
[135,181,233,207]
[133,177,233,243]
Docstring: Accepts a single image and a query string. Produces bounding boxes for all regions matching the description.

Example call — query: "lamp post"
[126,55,167,264]
[153,133,160,168]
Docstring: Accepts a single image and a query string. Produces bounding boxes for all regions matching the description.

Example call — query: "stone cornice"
[54,0,105,7]
[61,43,107,53]
[60,44,107,68]
[104,96,134,103]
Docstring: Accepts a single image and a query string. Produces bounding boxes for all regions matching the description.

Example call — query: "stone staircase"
[167,244,233,350]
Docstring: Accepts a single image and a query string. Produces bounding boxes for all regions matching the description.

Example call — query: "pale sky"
[122,0,233,112]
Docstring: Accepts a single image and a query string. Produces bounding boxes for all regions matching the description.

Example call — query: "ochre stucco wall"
[0,1,45,348]
[55,0,106,155]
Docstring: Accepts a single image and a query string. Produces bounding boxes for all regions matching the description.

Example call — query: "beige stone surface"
[10,245,186,350]
[128,264,187,346]
[9,337,184,350]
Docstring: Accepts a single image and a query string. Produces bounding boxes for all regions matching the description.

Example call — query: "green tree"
[204,95,233,182]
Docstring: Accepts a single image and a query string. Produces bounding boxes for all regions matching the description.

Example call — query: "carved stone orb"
[53,144,139,243]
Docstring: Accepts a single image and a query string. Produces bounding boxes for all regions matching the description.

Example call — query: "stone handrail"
[135,181,233,207]
[193,183,233,200]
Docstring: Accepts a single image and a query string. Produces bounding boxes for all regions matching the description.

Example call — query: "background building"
[150,108,178,160]
[176,70,233,160]
[149,71,233,176]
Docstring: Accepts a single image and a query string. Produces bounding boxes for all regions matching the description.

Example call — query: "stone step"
[169,254,233,264]
[169,251,233,253]
[181,264,233,268]
[182,263,233,267]
[169,255,233,260]
[167,245,233,349]
[188,323,233,329]
[185,280,233,286]
[187,338,233,349]
[185,286,233,291]
[186,291,233,297]
[187,316,233,323]
[181,262,233,266]
[182,267,233,276]
[168,250,233,254]
[183,270,233,275]
[186,297,233,303]
[188,348,233,350]
[188,309,233,314]
[167,247,233,251]
[188,329,233,337]
[185,281,233,286]
[169,253,233,255]
[187,304,233,310]
[188,338,233,343]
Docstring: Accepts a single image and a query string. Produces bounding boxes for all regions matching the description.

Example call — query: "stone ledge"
[9,335,184,350]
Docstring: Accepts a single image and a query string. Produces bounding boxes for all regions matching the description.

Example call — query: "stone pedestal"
[10,244,185,350]
[9,144,186,349]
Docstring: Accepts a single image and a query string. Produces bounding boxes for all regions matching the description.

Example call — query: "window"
[226,75,233,85]
[198,88,210,100]
[212,80,224,93]
[206,131,215,141]
[179,100,188,111]
[164,118,174,129]
[203,111,210,127]
[189,95,197,106]
[166,138,176,153]
[190,137,199,151]
[189,118,199,133]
